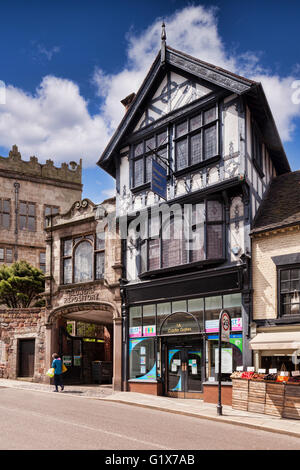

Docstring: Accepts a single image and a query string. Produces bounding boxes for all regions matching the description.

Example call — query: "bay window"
[139,199,224,274]
[62,233,105,284]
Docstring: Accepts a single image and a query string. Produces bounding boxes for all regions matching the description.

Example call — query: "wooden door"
[19,339,35,377]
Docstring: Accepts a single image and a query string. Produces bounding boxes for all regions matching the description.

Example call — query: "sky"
[0,0,300,203]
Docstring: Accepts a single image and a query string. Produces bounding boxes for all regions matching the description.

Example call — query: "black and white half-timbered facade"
[98,28,290,397]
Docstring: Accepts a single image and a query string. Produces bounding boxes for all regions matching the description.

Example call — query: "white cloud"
[0,76,111,165]
[94,5,300,144]
[1,4,300,169]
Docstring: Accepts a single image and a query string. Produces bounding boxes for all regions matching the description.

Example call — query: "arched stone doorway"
[46,301,122,390]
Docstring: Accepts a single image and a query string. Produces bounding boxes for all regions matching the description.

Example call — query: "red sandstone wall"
[0,308,48,382]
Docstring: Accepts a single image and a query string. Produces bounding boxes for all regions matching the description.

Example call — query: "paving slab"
[103,391,300,438]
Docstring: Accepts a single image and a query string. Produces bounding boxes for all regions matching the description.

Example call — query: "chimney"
[121,92,136,113]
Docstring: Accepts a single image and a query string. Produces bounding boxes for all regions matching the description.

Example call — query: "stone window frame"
[43,204,60,229]
[0,197,11,230]
[18,200,37,232]
[0,245,14,264]
[61,232,105,285]
[39,250,46,273]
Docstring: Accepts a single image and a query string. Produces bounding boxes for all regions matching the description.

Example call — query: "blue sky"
[0,0,300,203]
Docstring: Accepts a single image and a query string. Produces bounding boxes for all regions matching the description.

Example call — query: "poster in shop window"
[214,348,232,374]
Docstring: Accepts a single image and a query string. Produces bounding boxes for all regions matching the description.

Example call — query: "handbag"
[46,368,55,378]
[62,363,67,373]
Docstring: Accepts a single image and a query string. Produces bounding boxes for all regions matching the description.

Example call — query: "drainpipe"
[49,214,53,307]
[14,182,20,261]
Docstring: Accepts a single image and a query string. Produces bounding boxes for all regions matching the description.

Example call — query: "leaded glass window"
[174,105,218,172]
[140,199,224,274]
[132,130,168,188]
[62,233,105,284]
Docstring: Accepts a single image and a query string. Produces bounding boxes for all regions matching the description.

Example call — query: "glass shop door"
[167,346,202,398]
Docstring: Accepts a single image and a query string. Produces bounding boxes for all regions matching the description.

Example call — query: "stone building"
[0,144,82,271]
[44,197,122,390]
[0,197,122,389]
[250,170,300,372]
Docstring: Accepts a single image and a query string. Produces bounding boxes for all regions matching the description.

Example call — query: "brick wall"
[252,226,300,320]
[0,308,48,382]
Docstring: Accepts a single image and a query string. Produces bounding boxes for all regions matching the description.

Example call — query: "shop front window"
[208,337,243,381]
[188,298,204,331]
[157,302,171,334]
[205,296,222,322]
[261,355,299,374]
[143,305,156,337]
[129,338,156,380]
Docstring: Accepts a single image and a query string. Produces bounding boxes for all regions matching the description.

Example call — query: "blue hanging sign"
[151,159,167,200]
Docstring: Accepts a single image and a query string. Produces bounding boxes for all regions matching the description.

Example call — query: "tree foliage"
[0,261,45,308]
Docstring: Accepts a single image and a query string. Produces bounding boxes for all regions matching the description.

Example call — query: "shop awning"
[250,331,300,351]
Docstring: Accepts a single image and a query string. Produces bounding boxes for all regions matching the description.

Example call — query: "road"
[0,386,299,450]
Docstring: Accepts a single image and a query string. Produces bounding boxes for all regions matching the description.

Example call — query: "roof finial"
[161,21,166,41]
[161,21,166,64]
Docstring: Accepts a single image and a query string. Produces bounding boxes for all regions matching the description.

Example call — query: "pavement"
[1,377,300,439]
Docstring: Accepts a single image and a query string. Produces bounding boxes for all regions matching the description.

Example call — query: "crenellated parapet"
[0,145,82,184]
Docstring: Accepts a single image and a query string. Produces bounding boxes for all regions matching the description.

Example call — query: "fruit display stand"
[264,382,285,417]
[283,383,300,419]
[248,379,266,414]
[231,378,249,411]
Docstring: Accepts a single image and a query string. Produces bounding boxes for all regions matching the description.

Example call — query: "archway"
[47,301,121,389]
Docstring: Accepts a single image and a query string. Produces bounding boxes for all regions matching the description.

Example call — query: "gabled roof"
[251,170,300,235]
[97,44,290,177]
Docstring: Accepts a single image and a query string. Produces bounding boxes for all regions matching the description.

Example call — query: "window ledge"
[128,379,158,383]
[174,155,220,178]
[131,182,151,194]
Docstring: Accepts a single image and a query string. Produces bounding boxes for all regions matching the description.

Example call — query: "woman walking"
[51,353,64,392]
